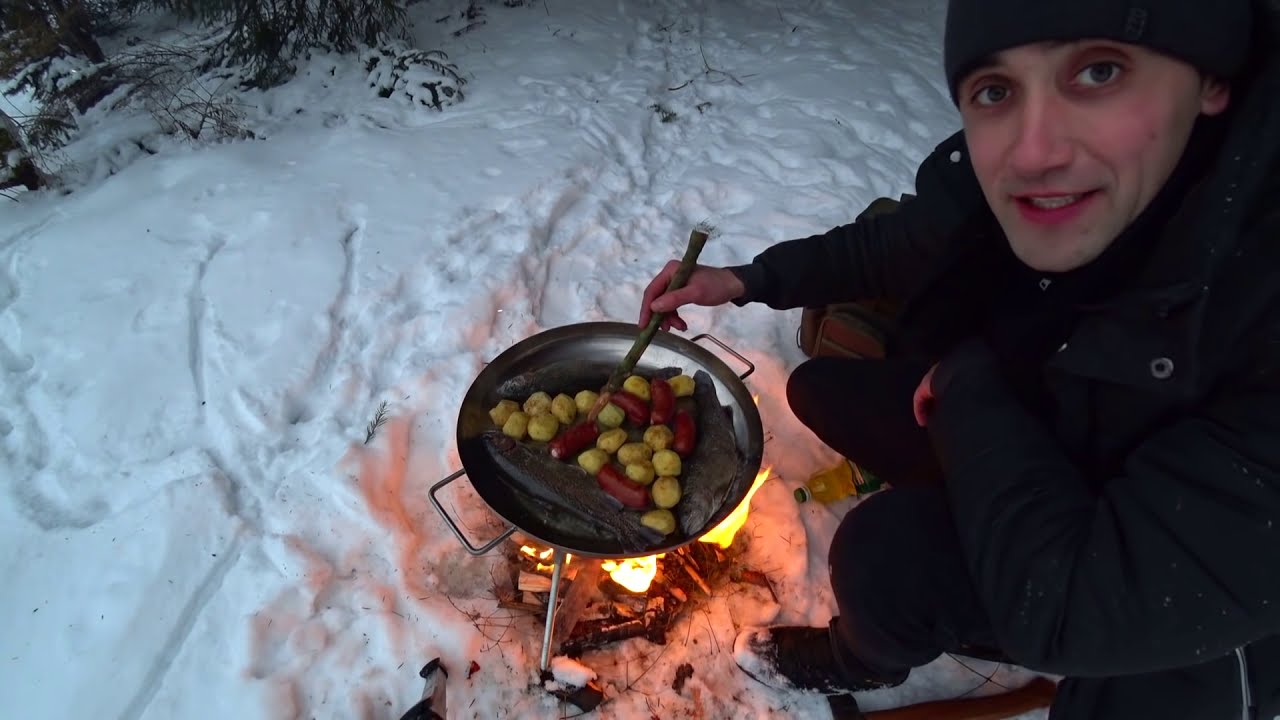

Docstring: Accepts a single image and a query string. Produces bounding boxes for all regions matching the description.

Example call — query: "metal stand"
[539,548,567,672]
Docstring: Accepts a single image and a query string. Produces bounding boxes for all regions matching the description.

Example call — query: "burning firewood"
[501,524,756,660]
[517,571,553,593]
[551,560,603,650]
[560,617,651,656]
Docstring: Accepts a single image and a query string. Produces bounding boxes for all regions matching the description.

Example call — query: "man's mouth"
[1017,191,1098,208]
[1025,194,1085,209]
[1012,191,1099,224]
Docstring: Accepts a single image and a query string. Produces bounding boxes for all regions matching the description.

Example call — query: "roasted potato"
[597,428,629,454]
[574,390,600,415]
[643,425,675,451]
[668,374,695,398]
[597,403,625,429]
[626,460,655,486]
[551,393,577,425]
[489,399,520,426]
[527,413,560,442]
[641,509,676,535]
[577,448,610,475]
[651,476,681,508]
[623,375,651,401]
[523,391,553,416]
[652,449,682,477]
[502,411,530,440]
[617,442,653,466]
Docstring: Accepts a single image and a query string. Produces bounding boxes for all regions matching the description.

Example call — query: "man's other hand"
[913,362,939,427]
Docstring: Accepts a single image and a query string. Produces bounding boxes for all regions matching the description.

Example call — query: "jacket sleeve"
[729,131,986,310]
[926,339,1280,677]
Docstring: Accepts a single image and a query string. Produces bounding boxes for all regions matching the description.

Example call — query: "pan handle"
[691,333,755,380]
[428,468,516,556]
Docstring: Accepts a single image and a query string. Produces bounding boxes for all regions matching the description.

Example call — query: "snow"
[0,1,1050,719]
[549,655,598,689]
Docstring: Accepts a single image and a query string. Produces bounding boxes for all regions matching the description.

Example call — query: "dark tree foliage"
[0,0,504,191]
[135,0,412,88]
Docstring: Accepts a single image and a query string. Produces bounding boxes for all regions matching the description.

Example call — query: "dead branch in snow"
[668,43,756,91]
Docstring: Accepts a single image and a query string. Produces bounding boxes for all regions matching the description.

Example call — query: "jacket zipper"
[1236,646,1255,720]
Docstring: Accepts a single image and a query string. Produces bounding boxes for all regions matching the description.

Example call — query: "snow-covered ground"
[0,1,1050,718]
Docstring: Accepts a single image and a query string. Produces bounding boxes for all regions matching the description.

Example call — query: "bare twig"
[622,635,676,692]
[702,609,719,655]
[668,43,755,92]
[445,595,519,651]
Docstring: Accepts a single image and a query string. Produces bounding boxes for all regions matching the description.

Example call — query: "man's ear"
[1201,76,1231,116]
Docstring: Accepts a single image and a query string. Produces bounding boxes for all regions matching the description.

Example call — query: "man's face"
[957,41,1230,272]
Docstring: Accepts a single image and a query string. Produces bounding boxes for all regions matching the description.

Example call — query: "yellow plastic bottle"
[794,459,883,504]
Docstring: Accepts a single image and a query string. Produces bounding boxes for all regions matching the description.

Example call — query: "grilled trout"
[479,430,666,552]
[675,370,744,536]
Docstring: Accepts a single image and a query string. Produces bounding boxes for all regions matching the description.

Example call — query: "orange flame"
[601,463,773,590]
[602,554,664,593]
[520,545,573,573]
[699,467,772,549]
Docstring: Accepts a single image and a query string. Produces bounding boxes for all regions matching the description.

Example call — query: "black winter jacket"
[730,5,1280,719]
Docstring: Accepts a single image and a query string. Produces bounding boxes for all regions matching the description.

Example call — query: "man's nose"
[1008,91,1073,179]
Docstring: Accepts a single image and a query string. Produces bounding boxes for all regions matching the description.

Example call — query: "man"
[636,1,1280,718]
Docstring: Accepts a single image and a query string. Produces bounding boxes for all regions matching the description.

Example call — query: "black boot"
[733,625,908,696]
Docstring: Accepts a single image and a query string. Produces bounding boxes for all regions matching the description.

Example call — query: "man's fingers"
[650,286,699,314]
[641,261,680,307]
[639,260,681,327]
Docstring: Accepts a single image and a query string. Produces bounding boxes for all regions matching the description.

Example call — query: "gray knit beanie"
[944,0,1255,101]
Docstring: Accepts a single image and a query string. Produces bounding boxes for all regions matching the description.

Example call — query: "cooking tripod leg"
[539,548,567,672]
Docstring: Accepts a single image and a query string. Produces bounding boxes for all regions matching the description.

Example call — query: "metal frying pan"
[430,322,764,559]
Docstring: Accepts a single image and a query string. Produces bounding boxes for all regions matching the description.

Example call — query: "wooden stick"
[676,551,713,596]
[551,560,603,651]
[518,571,553,593]
[588,225,711,421]
[560,618,650,655]
[860,677,1057,720]
[497,598,545,614]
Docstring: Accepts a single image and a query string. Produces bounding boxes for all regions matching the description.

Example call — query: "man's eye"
[1076,62,1122,87]
[972,85,1009,106]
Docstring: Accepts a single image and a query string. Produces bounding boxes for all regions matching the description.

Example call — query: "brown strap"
[798,302,898,359]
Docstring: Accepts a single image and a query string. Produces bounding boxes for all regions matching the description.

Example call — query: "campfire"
[426,321,774,713]
[496,467,776,711]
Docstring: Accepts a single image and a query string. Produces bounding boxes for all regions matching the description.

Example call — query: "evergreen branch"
[364,401,389,444]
